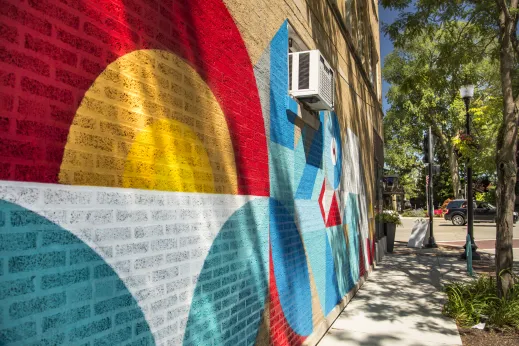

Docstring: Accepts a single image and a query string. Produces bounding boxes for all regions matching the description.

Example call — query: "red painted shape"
[318,181,326,221]
[0,0,269,196]
[359,238,366,277]
[269,247,307,346]
[367,238,374,265]
[325,193,342,227]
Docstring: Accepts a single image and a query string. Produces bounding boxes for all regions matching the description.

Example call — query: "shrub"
[401,209,426,217]
[375,210,402,225]
[443,274,519,330]
[434,209,444,217]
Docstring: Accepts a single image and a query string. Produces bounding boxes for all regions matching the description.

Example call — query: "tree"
[382,0,519,297]
[383,28,499,200]
[383,138,423,201]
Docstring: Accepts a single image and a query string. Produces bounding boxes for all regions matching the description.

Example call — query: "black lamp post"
[460,84,481,260]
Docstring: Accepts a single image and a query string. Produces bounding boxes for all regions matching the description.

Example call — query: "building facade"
[0,0,384,345]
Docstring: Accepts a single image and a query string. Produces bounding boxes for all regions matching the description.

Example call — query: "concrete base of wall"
[305,238,387,346]
[375,236,387,263]
[304,262,378,346]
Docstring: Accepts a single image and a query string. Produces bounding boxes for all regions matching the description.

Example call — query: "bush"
[434,209,444,217]
[375,210,402,225]
[475,187,497,205]
[443,274,519,330]
[401,209,427,217]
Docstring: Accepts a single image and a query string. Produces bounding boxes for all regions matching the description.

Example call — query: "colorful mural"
[0,1,374,345]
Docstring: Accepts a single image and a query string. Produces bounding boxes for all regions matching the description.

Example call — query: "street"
[396,217,519,258]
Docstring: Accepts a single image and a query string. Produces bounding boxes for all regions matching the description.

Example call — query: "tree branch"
[479,33,499,56]
[452,15,475,48]
[496,0,511,20]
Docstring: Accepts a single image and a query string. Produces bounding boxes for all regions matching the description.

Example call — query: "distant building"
[383,175,405,211]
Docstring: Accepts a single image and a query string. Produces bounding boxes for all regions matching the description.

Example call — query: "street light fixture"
[460,84,481,260]
[460,85,475,100]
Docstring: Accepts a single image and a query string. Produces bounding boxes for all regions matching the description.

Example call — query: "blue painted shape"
[294,200,325,232]
[312,169,326,200]
[270,141,295,201]
[286,96,299,117]
[293,134,306,195]
[323,112,342,189]
[324,231,342,315]
[295,123,324,199]
[183,199,269,346]
[300,230,329,315]
[295,165,319,199]
[295,200,327,312]
[326,225,353,297]
[345,193,360,284]
[0,200,155,346]
[270,198,313,336]
[303,123,324,168]
[269,21,293,149]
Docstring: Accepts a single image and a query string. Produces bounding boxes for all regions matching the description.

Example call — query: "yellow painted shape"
[122,118,214,193]
[60,49,238,194]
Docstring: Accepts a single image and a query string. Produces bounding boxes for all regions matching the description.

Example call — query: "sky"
[379,6,400,113]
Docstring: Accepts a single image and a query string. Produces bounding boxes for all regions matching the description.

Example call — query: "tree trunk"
[448,146,461,198]
[495,0,518,298]
[436,130,461,199]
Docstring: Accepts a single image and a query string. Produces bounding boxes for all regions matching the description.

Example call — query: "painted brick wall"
[0,0,382,345]
[1,183,261,345]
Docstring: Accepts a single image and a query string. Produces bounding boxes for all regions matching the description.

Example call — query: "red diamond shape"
[326,193,342,227]
[318,179,342,227]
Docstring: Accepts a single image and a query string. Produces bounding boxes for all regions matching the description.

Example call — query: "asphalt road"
[395,217,519,258]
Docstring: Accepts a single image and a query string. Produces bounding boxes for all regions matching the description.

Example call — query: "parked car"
[444,199,518,226]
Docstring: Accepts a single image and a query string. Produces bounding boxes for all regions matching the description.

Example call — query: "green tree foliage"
[383,116,423,200]
[383,27,499,200]
[382,0,519,297]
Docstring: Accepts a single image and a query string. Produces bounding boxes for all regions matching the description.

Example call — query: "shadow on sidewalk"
[319,243,464,346]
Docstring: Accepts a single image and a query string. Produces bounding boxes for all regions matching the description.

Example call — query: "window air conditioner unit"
[289,50,334,111]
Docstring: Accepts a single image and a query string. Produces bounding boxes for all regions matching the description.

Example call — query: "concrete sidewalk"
[317,246,464,346]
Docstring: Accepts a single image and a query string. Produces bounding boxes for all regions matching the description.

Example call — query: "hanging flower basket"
[454,132,480,160]
[459,133,474,143]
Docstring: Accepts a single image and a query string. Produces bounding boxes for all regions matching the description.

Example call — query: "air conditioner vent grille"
[298,52,310,89]
[319,60,333,107]
[289,54,293,90]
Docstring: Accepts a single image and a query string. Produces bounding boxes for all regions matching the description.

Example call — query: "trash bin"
[385,222,396,253]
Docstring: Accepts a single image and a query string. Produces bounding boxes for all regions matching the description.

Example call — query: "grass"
[443,274,519,330]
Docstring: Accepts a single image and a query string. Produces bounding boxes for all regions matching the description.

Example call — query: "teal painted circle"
[0,200,155,346]
[270,198,313,336]
[183,199,269,346]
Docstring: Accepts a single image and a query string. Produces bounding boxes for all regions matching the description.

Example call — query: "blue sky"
[379,6,400,113]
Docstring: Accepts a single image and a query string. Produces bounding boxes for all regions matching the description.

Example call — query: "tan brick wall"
[226,0,383,212]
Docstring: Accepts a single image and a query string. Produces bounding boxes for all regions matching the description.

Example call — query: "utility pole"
[425,127,437,248]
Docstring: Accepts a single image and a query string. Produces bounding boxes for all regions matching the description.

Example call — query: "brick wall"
[0,0,381,345]
[1,183,260,345]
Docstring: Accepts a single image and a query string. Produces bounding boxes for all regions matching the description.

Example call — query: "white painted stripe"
[0,180,261,343]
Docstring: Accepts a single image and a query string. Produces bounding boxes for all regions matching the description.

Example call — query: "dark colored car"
[444,199,518,226]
